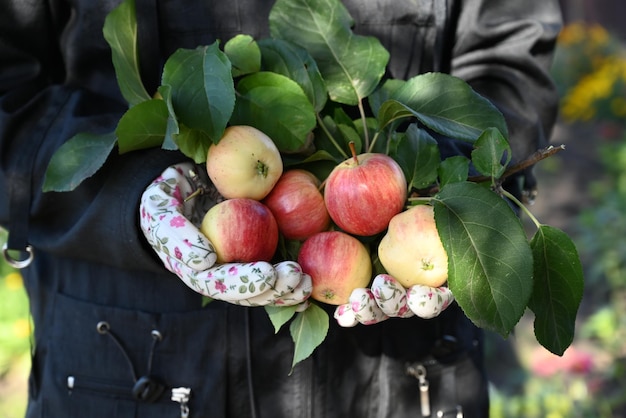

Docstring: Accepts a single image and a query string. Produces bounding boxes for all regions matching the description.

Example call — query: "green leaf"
[438,156,469,187]
[289,303,329,371]
[102,0,151,106]
[43,132,118,192]
[269,0,389,105]
[434,182,534,337]
[529,225,584,355]
[258,38,328,112]
[379,73,508,142]
[368,79,406,116]
[390,124,440,190]
[224,34,261,77]
[162,43,235,144]
[471,127,511,179]
[157,84,180,151]
[265,305,299,333]
[116,99,168,153]
[175,125,212,164]
[232,71,316,152]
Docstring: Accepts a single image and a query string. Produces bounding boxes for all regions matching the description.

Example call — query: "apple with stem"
[262,169,331,241]
[323,142,407,236]
[200,198,279,263]
[206,125,283,200]
[378,204,448,288]
[297,231,372,305]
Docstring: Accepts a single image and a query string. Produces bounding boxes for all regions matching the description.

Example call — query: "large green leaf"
[289,303,329,372]
[378,73,508,142]
[269,0,389,105]
[116,99,168,153]
[161,44,235,144]
[258,38,328,112]
[434,182,533,337]
[43,132,118,192]
[102,0,151,106]
[231,72,316,152]
[529,225,584,355]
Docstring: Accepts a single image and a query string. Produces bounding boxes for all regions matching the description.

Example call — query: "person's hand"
[333,274,454,327]
[139,162,311,307]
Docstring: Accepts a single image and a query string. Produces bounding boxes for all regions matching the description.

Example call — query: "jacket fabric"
[0,0,562,417]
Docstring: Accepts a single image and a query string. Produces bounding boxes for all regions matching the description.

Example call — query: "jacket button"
[132,375,165,402]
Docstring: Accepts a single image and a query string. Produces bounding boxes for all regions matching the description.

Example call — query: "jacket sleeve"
[450,0,562,191]
[0,1,184,273]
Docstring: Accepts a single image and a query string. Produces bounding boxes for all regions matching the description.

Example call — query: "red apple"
[200,198,278,263]
[262,169,331,241]
[323,147,407,236]
[297,231,372,305]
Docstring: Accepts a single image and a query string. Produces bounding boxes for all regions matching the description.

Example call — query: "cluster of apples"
[200,125,449,306]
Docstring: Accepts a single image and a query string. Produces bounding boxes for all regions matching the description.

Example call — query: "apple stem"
[318,178,327,192]
[184,188,204,202]
[349,141,359,165]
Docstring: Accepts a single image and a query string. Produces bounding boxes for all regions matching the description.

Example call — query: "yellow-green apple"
[200,198,279,263]
[378,204,448,287]
[206,125,283,200]
[323,147,407,236]
[262,169,331,241]
[297,231,372,305]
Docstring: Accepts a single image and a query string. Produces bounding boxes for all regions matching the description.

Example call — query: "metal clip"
[407,363,430,417]
[171,387,191,418]
[2,243,34,269]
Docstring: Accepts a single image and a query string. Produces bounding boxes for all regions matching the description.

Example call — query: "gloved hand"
[139,162,312,307]
[333,274,454,327]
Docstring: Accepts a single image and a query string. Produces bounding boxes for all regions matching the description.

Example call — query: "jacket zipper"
[406,363,431,417]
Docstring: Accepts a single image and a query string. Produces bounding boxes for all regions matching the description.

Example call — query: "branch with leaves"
[42,0,584,369]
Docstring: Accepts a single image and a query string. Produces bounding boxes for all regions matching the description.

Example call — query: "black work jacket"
[0,1,561,417]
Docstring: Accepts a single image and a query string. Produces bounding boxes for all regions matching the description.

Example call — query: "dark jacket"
[0,1,561,417]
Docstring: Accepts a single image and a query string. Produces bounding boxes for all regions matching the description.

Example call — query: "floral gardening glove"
[139,162,312,307]
[333,274,454,327]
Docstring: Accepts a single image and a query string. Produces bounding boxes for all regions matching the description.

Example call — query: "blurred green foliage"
[489,22,626,417]
[0,228,30,417]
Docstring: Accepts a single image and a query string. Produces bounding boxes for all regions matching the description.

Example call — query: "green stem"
[357,99,370,151]
[316,114,348,159]
[368,131,381,153]
[500,187,542,229]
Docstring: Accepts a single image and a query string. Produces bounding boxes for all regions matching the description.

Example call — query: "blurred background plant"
[553,22,626,132]
[486,19,626,418]
[0,228,30,417]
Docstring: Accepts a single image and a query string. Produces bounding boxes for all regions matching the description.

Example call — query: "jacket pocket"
[37,292,228,418]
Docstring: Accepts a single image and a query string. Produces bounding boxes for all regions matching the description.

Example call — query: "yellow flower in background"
[557,22,587,46]
[4,272,23,290]
[13,318,32,339]
[556,22,626,124]
[587,24,610,48]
